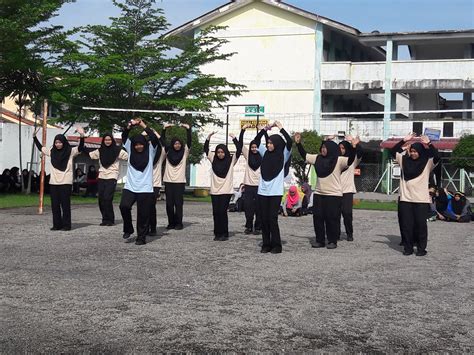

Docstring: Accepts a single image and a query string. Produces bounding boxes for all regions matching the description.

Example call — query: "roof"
[380,138,459,151]
[163,0,362,40]
[359,29,474,46]
[0,107,60,129]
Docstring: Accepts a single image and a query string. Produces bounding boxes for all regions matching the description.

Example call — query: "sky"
[50,0,474,33]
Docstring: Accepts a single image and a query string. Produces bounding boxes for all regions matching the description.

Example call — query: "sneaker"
[174,224,183,230]
[347,235,354,241]
[312,242,325,248]
[403,250,413,256]
[220,236,229,241]
[100,222,107,226]
[166,224,175,230]
[244,228,252,235]
[106,223,115,226]
[327,243,337,249]
[260,246,272,253]
[123,232,132,239]
[416,250,427,256]
[270,246,282,254]
[135,239,146,245]
[213,236,220,241]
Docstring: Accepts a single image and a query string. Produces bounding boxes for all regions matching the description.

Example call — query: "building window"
[412,122,423,135]
[443,122,453,137]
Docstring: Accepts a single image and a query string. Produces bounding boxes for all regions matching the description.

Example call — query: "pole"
[225,105,229,146]
[38,99,48,214]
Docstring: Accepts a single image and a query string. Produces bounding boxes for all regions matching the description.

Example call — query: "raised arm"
[204,131,215,155]
[275,121,292,150]
[140,121,160,148]
[122,124,131,144]
[75,126,85,152]
[421,135,440,164]
[391,133,414,159]
[230,133,242,160]
[33,130,43,151]
[181,123,192,148]
[294,133,306,160]
[254,128,267,148]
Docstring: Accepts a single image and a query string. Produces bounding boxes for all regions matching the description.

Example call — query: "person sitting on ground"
[301,182,312,215]
[443,191,471,223]
[229,184,245,213]
[73,168,87,194]
[9,167,21,192]
[281,185,303,217]
[84,165,99,197]
[0,169,13,193]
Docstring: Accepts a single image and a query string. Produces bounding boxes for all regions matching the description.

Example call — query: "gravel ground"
[1,202,473,353]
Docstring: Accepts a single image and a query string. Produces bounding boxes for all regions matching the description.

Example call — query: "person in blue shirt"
[119,118,160,245]
[255,120,292,254]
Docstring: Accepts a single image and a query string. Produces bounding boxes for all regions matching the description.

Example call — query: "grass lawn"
[0,192,396,211]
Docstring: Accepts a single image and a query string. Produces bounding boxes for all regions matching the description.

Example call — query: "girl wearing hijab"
[338,136,363,241]
[295,133,356,249]
[255,121,292,254]
[281,185,302,216]
[84,165,99,197]
[33,127,85,231]
[119,118,160,245]
[301,182,313,215]
[238,124,263,234]
[88,133,128,226]
[148,128,166,236]
[161,123,192,230]
[390,133,440,256]
[443,191,471,223]
[204,131,242,241]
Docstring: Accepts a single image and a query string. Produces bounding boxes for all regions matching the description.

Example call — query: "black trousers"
[313,194,342,245]
[340,193,354,236]
[258,195,282,249]
[244,185,261,230]
[165,182,185,227]
[98,179,117,224]
[50,184,72,229]
[149,187,161,232]
[398,201,429,253]
[211,194,232,237]
[119,189,154,240]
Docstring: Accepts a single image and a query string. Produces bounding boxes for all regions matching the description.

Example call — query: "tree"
[291,130,323,184]
[452,134,474,170]
[0,0,73,192]
[51,0,244,136]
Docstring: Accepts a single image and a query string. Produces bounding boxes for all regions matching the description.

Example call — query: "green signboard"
[245,105,264,117]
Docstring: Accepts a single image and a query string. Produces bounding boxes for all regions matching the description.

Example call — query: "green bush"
[290,130,323,183]
[452,134,474,170]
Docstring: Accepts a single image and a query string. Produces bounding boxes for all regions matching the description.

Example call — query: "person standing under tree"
[33,126,85,231]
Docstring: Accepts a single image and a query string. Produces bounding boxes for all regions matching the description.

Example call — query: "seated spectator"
[84,165,99,197]
[9,167,21,192]
[229,184,245,212]
[443,191,471,223]
[73,168,87,194]
[0,169,13,193]
[301,182,313,215]
[281,185,302,217]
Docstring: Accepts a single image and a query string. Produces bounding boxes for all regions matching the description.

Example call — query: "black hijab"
[451,192,466,215]
[166,137,185,166]
[247,140,262,171]
[87,165,97,179]
[51,134,72,172]
[261,134,285,181]
[129,135,149,172]
[314,140,339,178]
[99,133,121,169]
[435,188,448,212]
[212,144,233,179]
[402,142,429,181]
[339,140,352,158]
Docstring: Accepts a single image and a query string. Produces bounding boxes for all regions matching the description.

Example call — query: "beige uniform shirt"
[89,149,128,180]
[152,147,166,188]
[207,153,238,195]
[396,152,435,203]
[242,146,260,186]
[41,147,81,185]
[306,154,349,196]
[341,156,362,194]
[163,146,190,184]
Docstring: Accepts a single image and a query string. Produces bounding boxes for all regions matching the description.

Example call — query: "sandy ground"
[1,201,473,353]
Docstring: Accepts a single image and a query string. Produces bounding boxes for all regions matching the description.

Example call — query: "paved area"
[1,202,472,353]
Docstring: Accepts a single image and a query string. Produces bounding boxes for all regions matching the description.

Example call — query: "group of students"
[429,187,472,223]
[32,118,457,256]
[0,167,40,193]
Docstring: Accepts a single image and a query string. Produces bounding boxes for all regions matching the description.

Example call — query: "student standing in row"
[390,133,440,256]
[149,128,166,236]
[204,131,241,241]
[238,124,263,235]
[33,127,85,231]
[256,121,292,254]
[87,133,128,226]
[119,118,160,245]
[162,123,191,230]
[338,136,362,241]
[295,133,356,249]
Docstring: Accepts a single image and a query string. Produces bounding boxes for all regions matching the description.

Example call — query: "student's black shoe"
[253,229,261,235]
[270,246,282,254]
[50,227,61,231]
[260,246,272,253]
[123,232,132,239]
[244,228,252,234]
[100,222,108,226]
[106,223,115,226]
[61,227,71,231]
[220,235,229,241]
[327,243,337,249]
[174,224,184,230]
[403,250,413,256]
[135,239,146,245]
[416,250,427,256]
[312,242,325,248]
[166,224,175,230]
[148,230,158,237]
[347,234,354,241]
[213,236,220,241]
